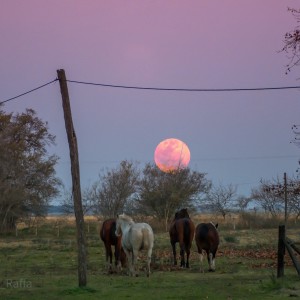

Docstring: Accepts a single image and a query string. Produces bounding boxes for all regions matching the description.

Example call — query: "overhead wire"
[1,78,300,105]
[0,78,58,105]
[66,79,300,92]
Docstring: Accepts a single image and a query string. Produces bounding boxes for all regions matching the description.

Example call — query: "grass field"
[1,216,300,299]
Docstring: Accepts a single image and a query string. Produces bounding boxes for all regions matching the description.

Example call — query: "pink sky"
[1,0,300,199]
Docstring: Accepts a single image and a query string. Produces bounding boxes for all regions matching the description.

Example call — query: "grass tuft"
[61,286,97,295]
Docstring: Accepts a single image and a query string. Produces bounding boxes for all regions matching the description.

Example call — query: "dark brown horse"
[169,208,195,268]
[100,218,126,271]
[195,222,219,272]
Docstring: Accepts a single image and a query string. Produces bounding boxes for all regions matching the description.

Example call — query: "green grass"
[1,222,300,299]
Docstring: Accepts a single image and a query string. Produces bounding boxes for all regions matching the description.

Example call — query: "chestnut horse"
[100,218,126,271]
[195,222,219,272]
[169,208,195,268]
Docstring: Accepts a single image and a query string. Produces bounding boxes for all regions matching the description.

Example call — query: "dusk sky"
[1,1,300,202]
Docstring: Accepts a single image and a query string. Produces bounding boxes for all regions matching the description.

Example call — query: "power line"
[0,79,58,105]
[66,79,300,92]
[2,77,300,106]
[57,154,299,165]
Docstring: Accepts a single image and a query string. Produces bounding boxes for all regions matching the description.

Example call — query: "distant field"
[1,216,300,299]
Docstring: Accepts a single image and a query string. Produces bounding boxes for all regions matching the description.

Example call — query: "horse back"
[170,218,195,244]
[195,223,219,252]
[125,223,154,251]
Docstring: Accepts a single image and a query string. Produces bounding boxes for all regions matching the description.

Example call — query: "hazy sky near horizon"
[1,0,300,201]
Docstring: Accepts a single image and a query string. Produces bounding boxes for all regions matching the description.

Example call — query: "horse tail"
[142,227,150,249]
[184,219,195,245]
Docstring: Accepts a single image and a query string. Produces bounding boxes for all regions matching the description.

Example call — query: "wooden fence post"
[277,225,285,278]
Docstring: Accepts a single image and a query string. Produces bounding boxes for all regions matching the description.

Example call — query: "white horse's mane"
[118,213,134,224]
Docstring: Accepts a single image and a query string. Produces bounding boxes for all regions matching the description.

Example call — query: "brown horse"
[169,208,195,268]
[100,218,126,271]
[195,222,219,272]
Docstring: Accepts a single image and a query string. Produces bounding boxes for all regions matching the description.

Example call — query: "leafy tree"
[135,163,210,230]
[204,184,238,219]
[281,8,300,73]
[92,160,139,218]
[0,108,61,232]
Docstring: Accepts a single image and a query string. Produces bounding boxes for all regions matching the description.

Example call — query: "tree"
[252,177,300,220]
[136,163,210,230]
[234,196,252,212]
[93,160,139,218]
[281,8,300,74]
[251,178,288,218]
[0,108,61,232]
[204,184,238,219]
[60,185,96,216]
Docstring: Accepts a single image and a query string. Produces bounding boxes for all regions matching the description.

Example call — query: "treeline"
[1,108,300,234]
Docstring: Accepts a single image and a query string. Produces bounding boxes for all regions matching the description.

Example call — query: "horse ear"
[215,223,218,229]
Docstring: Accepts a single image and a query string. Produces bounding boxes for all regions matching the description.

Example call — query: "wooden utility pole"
[57,69,87,287]
[284,172,287,226]
[277,225,285,278]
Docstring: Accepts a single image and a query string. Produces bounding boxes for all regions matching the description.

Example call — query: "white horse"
[115,213,154,277]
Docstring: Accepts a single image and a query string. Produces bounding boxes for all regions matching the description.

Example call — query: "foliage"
[281,8,300,74]
[251,177,300,220]
[60,185,97,216]
[135,163,211,229]
[203,184,238,219]
[92,160,140,218]
[0,108,61,232]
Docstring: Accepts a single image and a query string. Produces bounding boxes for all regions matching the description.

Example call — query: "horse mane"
[118,213,135,224]
[174,208,190,220]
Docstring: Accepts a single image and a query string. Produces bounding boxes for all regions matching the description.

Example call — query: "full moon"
[154,138,191,172]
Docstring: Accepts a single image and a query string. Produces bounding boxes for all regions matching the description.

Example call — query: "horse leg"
[123,248,132,276]
[146,247,153,277]
[208,252,215,272]
[197,246,204,273]
[132,249,139,277]
[186,246,191,268]
[105,245,113,271]
[114,245,122,271]
[179,242,185,268]
[206,250,212,271]
[171,242,177,265]
[114,247,120,270]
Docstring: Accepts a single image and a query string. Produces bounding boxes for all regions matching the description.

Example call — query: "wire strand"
[2,77,300,106]
[66,79,300,92]
[0,79,58,105]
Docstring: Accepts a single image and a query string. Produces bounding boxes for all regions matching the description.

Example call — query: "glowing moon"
[154,138,191,172]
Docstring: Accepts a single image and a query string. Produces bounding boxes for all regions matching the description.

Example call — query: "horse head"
[115,213,134,237]
[174,208,190,220]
